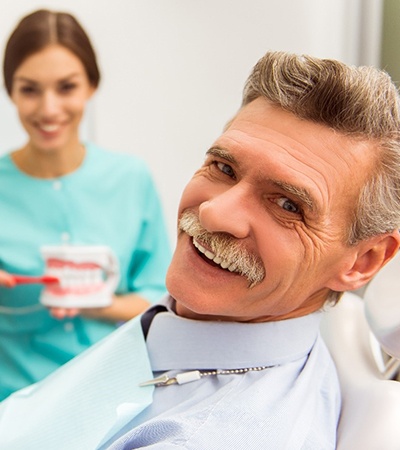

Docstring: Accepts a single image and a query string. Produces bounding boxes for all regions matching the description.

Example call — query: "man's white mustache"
[179,210,265,287]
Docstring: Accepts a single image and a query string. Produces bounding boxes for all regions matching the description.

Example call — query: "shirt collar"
[146,296,322,371]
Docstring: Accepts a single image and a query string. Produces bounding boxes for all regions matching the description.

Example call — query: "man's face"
[166,97,375,322]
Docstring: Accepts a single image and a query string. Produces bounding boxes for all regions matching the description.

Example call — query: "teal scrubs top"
[0,143,171,400]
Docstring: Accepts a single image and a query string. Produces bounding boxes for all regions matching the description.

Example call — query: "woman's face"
[10,44,95,153]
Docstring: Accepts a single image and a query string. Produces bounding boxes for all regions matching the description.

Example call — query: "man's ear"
[328,231,400,292]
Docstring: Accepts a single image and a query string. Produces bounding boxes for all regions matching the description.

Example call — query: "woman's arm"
[49,293,151,322]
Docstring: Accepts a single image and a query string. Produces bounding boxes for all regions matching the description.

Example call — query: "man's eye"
[216,162,235,179]
[275,196,301,214]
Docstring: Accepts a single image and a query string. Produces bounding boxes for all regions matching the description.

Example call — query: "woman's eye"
[20,86,37,95]
[275,196,301,214]
[59,83,76,93]
[216,161,235,179]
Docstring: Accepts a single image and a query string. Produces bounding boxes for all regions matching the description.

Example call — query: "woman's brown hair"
[3,9,100,95]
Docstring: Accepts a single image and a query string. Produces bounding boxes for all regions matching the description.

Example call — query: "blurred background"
[0,0,397,243]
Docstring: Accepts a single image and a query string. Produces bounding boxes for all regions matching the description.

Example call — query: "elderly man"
[98,51,400,449]
[2,51,400,449]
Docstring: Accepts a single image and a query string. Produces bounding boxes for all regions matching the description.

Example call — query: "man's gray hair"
[242,51,400,246]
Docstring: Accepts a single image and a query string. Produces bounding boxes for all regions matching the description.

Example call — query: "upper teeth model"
[45,258,105,294]
[193,239,238,273]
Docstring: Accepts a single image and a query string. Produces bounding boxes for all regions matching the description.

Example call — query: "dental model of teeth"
[39,245,120,308]
[45,259,105,293]
[40,258,113,308]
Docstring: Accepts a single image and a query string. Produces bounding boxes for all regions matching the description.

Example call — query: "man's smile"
[193,238,239,272]
[179,210,265,287]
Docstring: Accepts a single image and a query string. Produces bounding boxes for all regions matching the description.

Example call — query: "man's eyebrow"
[273,180,315,210]
[206,147,237,164]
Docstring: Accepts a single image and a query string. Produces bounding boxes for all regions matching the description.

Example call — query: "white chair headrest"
[364,252,400,360]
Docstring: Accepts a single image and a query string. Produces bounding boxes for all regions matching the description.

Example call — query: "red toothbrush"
[10,274,60,285]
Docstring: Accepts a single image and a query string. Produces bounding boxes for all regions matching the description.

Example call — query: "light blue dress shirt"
[0,143,171,400]
[102,297,341,449]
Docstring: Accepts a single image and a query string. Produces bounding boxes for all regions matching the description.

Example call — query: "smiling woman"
[0,9,171,401]
[10,45,95,176]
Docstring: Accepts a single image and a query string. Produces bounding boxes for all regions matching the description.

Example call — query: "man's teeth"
[193,239,238,272]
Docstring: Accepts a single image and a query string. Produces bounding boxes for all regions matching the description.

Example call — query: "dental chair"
[320,254,400,450]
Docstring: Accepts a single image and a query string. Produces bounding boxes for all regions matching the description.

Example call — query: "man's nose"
[198,185,251,239]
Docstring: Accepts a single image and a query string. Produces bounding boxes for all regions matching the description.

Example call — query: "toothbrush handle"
[11,275,59,285]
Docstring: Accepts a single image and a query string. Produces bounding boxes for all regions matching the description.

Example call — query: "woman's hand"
[48,293,151,322]
[0,270,16,288]
[49,307,80,320]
